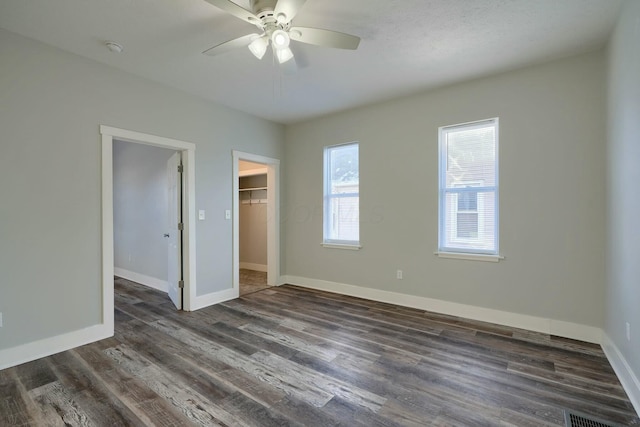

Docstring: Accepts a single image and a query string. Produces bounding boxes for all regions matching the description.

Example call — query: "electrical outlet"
[396,270,403,280]
[225,209,231,220]
[626,322,631,342]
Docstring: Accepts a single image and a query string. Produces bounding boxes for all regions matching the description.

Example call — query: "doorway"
[232,151,280,296]
[112,141,182,307]
[238,160,268,295]
[101,126,197,333]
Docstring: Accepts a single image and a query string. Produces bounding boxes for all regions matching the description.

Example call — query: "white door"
[167,152,182,310]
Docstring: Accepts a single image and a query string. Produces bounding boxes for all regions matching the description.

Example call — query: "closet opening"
[231,150,280,298]
[238,161,268,295]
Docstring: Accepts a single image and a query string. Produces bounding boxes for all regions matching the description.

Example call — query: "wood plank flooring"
[239,269,268,296]
[1,277,639,426]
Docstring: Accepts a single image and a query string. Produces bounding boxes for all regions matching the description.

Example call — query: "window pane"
[458,190,477,211]
[327,196,359,242]
[446,125,495,188]
[456,212,478,238]
[329,144,359,193]
[442,190,496,251]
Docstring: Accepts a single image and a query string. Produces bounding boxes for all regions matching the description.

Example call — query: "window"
[455,182,481,239]
[324,142,359,246]
[438,119,498,255]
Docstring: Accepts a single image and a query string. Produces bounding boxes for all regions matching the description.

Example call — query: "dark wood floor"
[239,269,268,296]
[1,278,639,426]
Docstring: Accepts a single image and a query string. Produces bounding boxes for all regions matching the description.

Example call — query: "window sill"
[321,243,361,251]
[434,251,504,262]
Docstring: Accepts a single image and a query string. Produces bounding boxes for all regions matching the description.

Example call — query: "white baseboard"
[239,262,268,272]
[190,287,239,311]
[0,323,112,371]
[115,267,168,293]
[280,275,602,344]
[602,333,640,416]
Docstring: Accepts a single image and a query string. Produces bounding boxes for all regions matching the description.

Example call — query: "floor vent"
[564,410,621,427]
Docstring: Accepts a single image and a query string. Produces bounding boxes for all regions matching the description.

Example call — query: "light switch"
[225,209,231,220]
[198,210,206,220]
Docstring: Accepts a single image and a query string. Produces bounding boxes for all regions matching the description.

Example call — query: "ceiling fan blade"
[203,0,261,26]
[289,27,360,50]
[274,0,308,22]
[203,33,259,56]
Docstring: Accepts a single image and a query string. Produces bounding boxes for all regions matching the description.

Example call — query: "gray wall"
[113,141,176,282]
[239,203,268,266]
[605,0,640,385]
[0,29,284,351]
[283,50,606,328]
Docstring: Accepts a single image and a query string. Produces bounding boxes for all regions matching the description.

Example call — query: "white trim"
[321,243,362,250]
[435,251,504,262]
[239,262,268,272]
[232,151,280,292]
[100,125,197,317]
[101,132,115,333]
[602,334,640,416]
[191,288,239,311]
[100,125,194,150]
[114,268,169,292]
[280,275,602,344]
[266,159,280,287]
[441,117,498,130]
[182,146,197,311]
[548,319,602,344]
[0,324,112,371]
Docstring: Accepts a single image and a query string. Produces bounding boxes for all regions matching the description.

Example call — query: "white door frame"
[232,150,280,291]
[101,125,197,333]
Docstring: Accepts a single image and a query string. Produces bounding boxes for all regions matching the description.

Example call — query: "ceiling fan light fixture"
[248,35,268,59]
[271,29,290,49]
[276,47,294,64]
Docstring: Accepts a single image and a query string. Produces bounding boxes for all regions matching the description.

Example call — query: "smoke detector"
[105,41,123,53]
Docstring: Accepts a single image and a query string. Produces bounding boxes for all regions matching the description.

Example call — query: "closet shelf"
[239,187,267,191]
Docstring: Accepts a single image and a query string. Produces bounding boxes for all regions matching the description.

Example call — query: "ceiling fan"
[202,0,360,65]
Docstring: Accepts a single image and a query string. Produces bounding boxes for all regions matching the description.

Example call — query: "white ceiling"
[0,0,623,124]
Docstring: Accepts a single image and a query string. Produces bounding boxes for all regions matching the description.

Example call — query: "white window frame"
[437,118,500,259]
[323,142,360,248]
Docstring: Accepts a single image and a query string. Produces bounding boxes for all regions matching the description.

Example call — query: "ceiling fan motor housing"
[250,0,292,35]
[251,0,277,17]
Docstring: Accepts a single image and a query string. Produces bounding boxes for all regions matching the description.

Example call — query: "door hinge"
[178,280,184,289]
[178,164,183,173]
[178,222,184,231]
